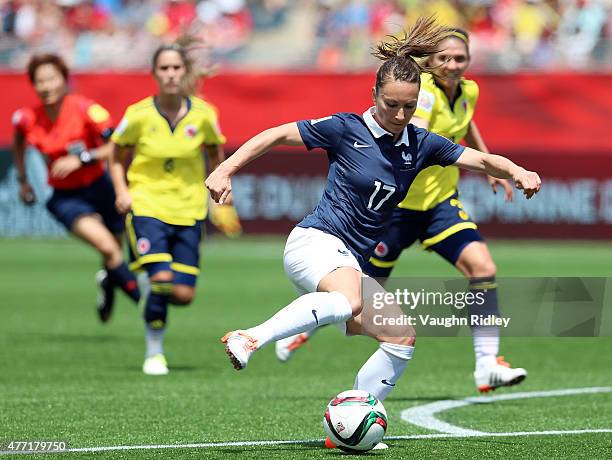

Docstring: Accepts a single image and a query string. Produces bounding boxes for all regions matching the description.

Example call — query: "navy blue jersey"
[296,110,464,267]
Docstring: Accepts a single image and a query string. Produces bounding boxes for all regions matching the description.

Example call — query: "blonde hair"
[372,16,452,93]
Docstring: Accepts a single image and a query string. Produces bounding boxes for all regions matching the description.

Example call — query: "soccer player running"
[11,53,140,322]
[206,15,540,427]
[110,41,226,376]
[277,29,526,393]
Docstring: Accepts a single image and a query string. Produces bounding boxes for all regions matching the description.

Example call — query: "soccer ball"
[322,390,388,453]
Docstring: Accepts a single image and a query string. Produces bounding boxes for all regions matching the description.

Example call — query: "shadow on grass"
[108,365,201,373]
[216,441,383,457]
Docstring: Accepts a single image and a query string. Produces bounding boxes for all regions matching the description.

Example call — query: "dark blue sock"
[144,293,170,328]
[144,281,173,327]
[107,262,140,302]
[468,276,500,326]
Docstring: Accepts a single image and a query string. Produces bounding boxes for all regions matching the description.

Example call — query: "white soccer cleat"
[221,331,258,370]
[275,332,310,362]
[474,356,527,393]
[143,354,169,376]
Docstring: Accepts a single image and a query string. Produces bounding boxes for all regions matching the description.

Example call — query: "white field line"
[2,430,612,456]
[2,387,611,455]
[400,386,612,435]
[387,428,612,440]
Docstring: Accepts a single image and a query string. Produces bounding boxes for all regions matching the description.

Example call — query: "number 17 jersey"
[296,109,464,267]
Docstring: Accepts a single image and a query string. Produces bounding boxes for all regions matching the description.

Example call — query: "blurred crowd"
[313,0,612,71]
[0,0,610,71]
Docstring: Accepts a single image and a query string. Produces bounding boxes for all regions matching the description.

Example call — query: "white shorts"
[283,226,362,295]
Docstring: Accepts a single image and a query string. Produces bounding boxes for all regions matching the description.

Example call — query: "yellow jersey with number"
[398,73,479,211]
[112,96,226,225]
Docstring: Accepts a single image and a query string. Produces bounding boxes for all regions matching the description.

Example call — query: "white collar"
[362,107,410,147]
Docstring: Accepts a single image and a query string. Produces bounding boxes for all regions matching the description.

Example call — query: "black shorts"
[46,172,124,234]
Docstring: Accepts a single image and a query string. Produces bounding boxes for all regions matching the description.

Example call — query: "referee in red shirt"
[11,54,140,321]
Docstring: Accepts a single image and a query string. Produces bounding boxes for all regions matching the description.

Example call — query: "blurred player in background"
[277,29,527,393]
[206,17,540,448]
[11,53,141,323]
[110,39,226,376]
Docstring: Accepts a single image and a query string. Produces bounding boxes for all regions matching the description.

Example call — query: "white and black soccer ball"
[322,390,388,453]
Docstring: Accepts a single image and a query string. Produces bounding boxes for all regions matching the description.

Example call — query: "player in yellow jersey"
[110,41,226,375]
[277,29,527,393]
[364,28,526,392]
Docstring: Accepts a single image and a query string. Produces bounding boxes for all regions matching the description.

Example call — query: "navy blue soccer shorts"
[126,213,203,287]
[363,193,483,278]
[46,172,124,234]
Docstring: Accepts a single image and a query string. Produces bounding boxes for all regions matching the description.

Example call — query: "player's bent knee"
[462,259,496,278]
[461,247,497,278]
[171,285,195,306]
[471,259,496,278]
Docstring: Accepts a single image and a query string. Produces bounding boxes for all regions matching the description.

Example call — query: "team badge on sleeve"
[87,104,110,123]
[417,90,435,113]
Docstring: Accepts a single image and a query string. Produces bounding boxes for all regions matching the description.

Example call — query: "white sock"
[145,324,165,358]
[353,342,414,401]
[246,291,352,349]
[472,326,499,370]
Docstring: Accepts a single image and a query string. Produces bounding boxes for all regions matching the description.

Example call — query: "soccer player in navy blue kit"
[206,17,541,441]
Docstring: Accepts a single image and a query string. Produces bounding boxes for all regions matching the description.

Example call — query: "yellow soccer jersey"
[398,73,479,211]
[112,96,226,225]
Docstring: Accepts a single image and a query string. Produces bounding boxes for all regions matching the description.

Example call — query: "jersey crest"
[184,124,198,138]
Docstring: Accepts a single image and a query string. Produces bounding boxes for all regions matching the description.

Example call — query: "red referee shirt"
[12,94,113,190]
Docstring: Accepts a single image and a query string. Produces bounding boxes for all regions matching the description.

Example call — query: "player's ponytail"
[372,16,451,93]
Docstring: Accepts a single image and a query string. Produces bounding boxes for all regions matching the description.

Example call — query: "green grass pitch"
[1,237,611,459]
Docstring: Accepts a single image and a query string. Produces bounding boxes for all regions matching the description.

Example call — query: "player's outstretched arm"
[206,122,304,204]
[454,147,541,199]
